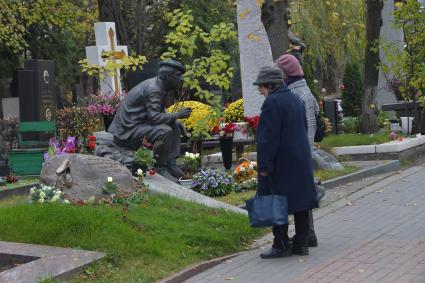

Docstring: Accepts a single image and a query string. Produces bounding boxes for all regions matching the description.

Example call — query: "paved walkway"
[186,166,425,283]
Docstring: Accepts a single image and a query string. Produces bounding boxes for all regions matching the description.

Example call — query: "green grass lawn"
[0,194,264,282]
[0,177,39,190]
[319,133,390,151]
[216,166,359,207]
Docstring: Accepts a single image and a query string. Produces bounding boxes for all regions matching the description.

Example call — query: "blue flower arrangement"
[191,169,234,197]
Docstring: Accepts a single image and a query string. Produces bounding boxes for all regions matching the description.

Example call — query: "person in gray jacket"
[276,54,320,247]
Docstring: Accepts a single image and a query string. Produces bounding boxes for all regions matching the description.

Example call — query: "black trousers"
[272,210,310,249]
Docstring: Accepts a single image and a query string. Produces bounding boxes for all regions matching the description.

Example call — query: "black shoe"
[166,159,185,179]
[289,236,318,247]
[260,247,292,259]
[292,246,309,256]
[156,167,179,183]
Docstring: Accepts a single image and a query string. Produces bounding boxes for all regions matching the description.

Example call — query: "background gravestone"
[13,60,57,122]
[236,0,273,116]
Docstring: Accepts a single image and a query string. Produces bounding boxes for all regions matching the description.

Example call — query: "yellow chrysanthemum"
[223,98,244,122]
[167,101,217,132]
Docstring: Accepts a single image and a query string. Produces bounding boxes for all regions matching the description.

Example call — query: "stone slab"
[0,241,105,283]
[333,145,376,155]
[144,174,247,215]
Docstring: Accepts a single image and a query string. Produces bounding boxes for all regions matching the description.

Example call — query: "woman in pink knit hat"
[275,53,321,249]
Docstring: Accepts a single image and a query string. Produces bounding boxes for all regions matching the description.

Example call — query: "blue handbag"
[245,176,288,227]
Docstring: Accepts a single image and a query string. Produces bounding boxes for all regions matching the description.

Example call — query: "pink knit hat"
[275,54,304,77]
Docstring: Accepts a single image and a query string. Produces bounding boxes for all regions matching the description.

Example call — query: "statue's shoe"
[156,167,179,183]
[167,164,184,179]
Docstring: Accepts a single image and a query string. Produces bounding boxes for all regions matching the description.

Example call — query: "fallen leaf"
[347,202,353,206]
[358,269,364,273]
[347,183,353,186]
[343,218,350,221]
[298,259,305,262]
[376,190,385,193]
[225,277,235,280]
[225,260,233,263]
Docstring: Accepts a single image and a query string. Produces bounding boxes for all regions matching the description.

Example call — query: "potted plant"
[87,92,125,131]
[179,152,201,187]
[191,169,234,197]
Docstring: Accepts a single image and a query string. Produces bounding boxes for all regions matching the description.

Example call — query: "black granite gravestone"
[15,60,56,122]
[323,100,338,134]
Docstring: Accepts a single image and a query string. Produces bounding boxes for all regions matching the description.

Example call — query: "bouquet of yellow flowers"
[233,158,257,191]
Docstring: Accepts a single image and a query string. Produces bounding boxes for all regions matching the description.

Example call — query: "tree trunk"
[261,0,289,61]
[361,0,383,134]
[135,0,145,54]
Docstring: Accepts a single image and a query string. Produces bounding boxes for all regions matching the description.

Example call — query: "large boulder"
[40,154,133,200]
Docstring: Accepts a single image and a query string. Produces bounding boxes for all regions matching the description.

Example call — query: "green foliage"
[0,194,262,282]
[290,0,366,76]
[314,165,358,181]
[79,51,147,95]
[343,117,361,134]
[341,62,363,117]
[161,9,237,105]
[134,147,155,169]
[381,0,425,105]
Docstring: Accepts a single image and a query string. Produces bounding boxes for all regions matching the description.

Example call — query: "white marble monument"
[377,0,404,108]
[85,22,128,97]
[236,0,273,116]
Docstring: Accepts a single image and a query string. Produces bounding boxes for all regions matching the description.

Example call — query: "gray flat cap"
[253,66,284,86]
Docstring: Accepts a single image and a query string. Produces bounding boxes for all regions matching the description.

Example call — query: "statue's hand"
[175,107,192,119]
[175,121,188,137]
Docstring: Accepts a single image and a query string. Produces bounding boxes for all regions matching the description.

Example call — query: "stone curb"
[0,183,38,200]
[159,252,243,283]
[321,160,400,189]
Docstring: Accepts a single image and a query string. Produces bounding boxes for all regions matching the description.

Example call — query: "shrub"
[56,106,101,142]
[343,117,360,134]
[223,99,244,122]
[167,101,217,133]
[191,169,234,197]
[341,62,362,117]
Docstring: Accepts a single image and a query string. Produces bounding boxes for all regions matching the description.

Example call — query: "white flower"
[51,195,59,202]
[64,200,70,204]
[313,79,319,84]
[39,192,46,199]
[195,153,200,158]
[137,169,144,176]
[190,153,196,159]
[38,198,44,203]
[185,152,190,157]
[240,167,246,172]
[248,164,254,169]
[107,177,113,183]
[30,188,36,194]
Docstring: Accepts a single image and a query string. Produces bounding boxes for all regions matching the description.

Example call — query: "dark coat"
[257,85,318,214]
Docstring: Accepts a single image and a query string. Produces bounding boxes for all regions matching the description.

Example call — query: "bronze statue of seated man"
[108,60,192,182]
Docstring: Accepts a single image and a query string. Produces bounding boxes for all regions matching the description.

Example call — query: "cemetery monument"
[96,60,192,182]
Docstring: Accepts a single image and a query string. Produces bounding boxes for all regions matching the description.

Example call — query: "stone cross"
[376,0,404,108]
[85,22,128,97]
[237,0,273,116]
